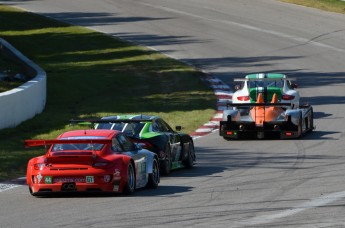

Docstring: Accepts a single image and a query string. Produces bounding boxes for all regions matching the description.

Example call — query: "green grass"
[280,0,345,14]
[0,5,216,181]
[0,53,25,92]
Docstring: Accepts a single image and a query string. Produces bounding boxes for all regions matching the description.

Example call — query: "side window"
[111,137,123,152]
[152,120,160,132]
[117,134,136,151]
[160,119,173,132]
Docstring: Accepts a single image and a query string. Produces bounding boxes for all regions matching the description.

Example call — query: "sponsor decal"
[104,175,111,183]
[53,177,85,183]
[36,173,43,184]
[86,176,94,183]
[114,169,120,177]
[44,176,53,184]
[113,185,119,192]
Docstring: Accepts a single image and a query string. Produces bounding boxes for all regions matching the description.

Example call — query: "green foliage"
[0,5,216,181]
[280,0,345,14]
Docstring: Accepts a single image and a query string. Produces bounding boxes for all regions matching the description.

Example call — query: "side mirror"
[175,126,182,131]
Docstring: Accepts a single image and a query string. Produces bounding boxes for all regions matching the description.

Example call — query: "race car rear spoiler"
[226,102,294,108]
[70,119,153,125]
[233,77,296,82]
[24,139,112,148]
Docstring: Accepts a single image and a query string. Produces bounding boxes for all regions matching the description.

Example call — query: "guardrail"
[0,38,46,129]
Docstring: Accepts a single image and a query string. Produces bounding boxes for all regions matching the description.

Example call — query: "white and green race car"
[232,73,300,107]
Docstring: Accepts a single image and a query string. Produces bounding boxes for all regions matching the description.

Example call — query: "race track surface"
[1,0,345,227]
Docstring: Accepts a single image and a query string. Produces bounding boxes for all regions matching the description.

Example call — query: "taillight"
[282,94,295,100]
[238,96,250,101]
[34,163,46,170]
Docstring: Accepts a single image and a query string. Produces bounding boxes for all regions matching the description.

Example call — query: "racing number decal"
[44,176,52,184]
[86,176,94,183]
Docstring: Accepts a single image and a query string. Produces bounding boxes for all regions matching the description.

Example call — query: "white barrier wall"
[0,38,46,129]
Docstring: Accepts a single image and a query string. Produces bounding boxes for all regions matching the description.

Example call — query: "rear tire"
[309,108,314,131]
[161,144,171,175]
[147,159,160,189]
[29,187,35,196]
[123,162,135,195]
[297,112,303,138]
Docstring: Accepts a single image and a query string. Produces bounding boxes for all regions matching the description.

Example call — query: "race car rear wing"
[227,102,292,107]
[24,139,112,148]
[70,118,153,125]
[226,102,294,109]
[233,77,296,82]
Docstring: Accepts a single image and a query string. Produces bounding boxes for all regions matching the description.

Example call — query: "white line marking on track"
[0,183,20,193]
[236,190,345,226]
[139,2,345,54]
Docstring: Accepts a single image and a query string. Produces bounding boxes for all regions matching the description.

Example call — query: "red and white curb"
[191,76,232,139]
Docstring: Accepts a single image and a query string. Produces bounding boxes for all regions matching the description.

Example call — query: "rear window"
[248,80,283,88]
[122,122,145,137]
[96,123,125,131]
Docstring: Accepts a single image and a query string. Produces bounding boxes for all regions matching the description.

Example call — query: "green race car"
[72,115,195,175]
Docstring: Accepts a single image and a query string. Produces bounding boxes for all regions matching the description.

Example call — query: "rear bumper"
[28,169,124,195]
[219,121,300,139]
[29,181,121,195]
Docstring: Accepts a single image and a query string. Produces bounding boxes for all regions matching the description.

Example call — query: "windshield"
[248,80,283,88]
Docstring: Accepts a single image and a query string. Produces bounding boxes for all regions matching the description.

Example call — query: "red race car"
[25,129,160,196]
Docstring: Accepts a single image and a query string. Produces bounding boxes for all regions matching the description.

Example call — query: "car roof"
[58,129,118,139]
[245,73,286,79]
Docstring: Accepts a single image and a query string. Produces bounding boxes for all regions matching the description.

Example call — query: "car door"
[116,133,148,188]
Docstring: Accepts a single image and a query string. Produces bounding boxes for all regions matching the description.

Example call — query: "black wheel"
[29,187,35,196]
[309,108,314,131]
[147,159,160,189]
[183,141,194,168]
[161,144,171,175]
[297,112,303,138]
[123,162,135,195]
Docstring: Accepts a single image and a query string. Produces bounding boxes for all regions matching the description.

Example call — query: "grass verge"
[0,5,216,181]
[280,0,345,14]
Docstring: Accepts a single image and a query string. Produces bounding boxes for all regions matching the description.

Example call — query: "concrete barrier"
[0,38,46,129]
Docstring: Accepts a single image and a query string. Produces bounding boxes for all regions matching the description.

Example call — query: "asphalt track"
[1,0,345,227]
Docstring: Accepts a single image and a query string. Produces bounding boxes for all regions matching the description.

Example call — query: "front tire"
[123,162,135,195]
[183,141,194,168]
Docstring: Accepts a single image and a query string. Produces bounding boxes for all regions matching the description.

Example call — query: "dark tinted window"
[96,123,125,131]
[111,137,123,152]
[158,119,173,132]
[117,134,136,151]
[248,80,282,88]
[152,120,160,132]
[122,122,145,137]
